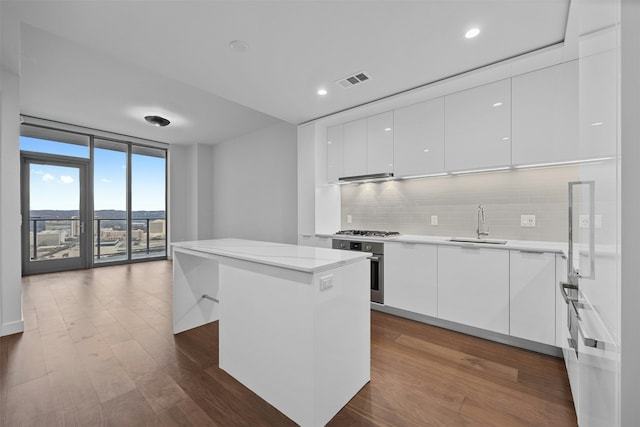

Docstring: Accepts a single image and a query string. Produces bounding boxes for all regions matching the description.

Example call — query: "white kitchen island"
[172,238,371,427]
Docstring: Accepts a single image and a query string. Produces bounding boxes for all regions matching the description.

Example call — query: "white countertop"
[323,233,567,255]
[172,238,371,273]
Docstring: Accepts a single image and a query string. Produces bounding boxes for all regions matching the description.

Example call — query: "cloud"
[33,170,44,175]
[59,175,74,184]
[101,178,112,183]
[42,173,54,182]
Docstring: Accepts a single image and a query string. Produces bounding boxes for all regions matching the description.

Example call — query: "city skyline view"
[20,133,168,272]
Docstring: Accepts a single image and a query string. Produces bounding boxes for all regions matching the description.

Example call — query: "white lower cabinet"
[437,246,509,334]
[384,242,437,317]
[509,250,556,345]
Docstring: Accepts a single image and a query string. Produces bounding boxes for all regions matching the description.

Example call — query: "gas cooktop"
[335,230,401,238]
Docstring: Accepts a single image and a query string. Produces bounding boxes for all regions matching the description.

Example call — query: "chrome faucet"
[477,204,489,239]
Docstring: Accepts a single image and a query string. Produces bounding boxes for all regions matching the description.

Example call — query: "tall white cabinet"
[327,125,344,183]
[366,111,394,175]
[342,118,367,177]
[393,98,445,177]
[444,79,512,171]
[512,61,579,165]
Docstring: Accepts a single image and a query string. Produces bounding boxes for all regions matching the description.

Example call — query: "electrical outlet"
[347,215,352,224]
[319,275,333,292]
[520,215,536,227]
[579,215,589,228]
[431,215,438,226]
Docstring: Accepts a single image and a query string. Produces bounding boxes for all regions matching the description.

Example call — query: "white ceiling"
[4,0,571,145]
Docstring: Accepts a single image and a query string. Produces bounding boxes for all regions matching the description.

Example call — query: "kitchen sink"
[448,237,508,245]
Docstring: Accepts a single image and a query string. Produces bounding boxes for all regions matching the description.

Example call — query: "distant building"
[37,230,63,246]
[100,228,144,240]
[149,219,166,235]
[71,216,80,237]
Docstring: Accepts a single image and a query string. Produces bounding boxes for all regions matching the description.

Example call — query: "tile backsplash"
[341,166,580,242]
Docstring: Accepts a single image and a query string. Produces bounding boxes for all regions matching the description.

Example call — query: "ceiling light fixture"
[423,149,430,152]
[493,102,503,107]
[317,89,328,96]
[465,28,480,39]
[384,127,392,132]
[229,40,249,53]
[144,115,170,127]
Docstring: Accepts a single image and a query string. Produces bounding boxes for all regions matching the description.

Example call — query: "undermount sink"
[448,237,508,245]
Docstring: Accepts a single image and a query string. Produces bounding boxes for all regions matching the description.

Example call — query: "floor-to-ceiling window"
[19,121,168,275]
[131,145,167,259]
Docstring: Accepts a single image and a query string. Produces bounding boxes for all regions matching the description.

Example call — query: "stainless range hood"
[338,172,394,183]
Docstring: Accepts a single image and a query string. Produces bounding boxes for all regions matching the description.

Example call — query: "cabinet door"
[384,242,437,317]
[393,98,445,177]
[509,251,556,345]
[512,61,579,165]
[327,125,343,183]
[366,111,394,175]
[579,49,617,159]
[342,118,367,177]
[444,79,511,171]
[437,245,509,334]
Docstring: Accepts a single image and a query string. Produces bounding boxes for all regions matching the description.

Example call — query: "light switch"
[431,215,438,226]
[347,215,353,224]
[319,275,333,292]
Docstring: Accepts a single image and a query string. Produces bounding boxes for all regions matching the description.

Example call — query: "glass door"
[21,154,89,274]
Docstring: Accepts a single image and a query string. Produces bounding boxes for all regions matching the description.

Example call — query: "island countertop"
[172,238,371,273]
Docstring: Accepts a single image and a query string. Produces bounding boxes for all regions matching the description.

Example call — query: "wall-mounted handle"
[202,294,219,303]
[559,281,579,304]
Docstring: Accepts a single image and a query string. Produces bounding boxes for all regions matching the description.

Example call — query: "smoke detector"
[335,71,372,89]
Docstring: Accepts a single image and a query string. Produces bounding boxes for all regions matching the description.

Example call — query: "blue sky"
[22,137,166,211]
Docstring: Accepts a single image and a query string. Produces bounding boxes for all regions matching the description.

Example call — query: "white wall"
[211,121,297,244]
[169,143,214,246]
[0,5,24,336]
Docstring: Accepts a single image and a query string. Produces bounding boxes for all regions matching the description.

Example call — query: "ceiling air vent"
[335,72,372,89]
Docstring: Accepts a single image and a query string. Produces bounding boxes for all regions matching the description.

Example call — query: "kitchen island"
[172,238,371,427]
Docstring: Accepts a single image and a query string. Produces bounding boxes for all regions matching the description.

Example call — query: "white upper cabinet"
[512,61,579,165]
[393,98,445,177]
[579,49,617,159]
[342,118,367,177]
[444,79,512,171]
[509,250,556,345]
[366,111,394,175]
[327,125,344,183]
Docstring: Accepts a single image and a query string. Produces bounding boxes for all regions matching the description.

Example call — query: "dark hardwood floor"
[0,260,577,426]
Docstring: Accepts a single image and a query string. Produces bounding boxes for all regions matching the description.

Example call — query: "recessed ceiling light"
[317,89,328,96]
[591,121,604,126]
[229,40,249,53]
[501,137,510,141]
[384,127,392,132]
[493,102,503,107]
[465,28,480,39]
[423,149,430,152]
[144,115,170,127]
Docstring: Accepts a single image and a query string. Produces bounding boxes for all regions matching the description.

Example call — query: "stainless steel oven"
[332,239,384,304]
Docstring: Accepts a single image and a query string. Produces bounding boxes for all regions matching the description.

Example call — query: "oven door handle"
[367,256,380,262]
[559,281,579,304]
